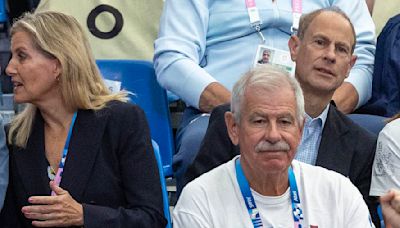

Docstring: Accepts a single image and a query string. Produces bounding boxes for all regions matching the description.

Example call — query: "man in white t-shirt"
[173,65,374,227]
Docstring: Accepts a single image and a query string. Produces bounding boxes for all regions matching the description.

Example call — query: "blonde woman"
[0,11,166,227]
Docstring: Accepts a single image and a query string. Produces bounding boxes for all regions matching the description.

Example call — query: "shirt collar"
[304,103,330,129]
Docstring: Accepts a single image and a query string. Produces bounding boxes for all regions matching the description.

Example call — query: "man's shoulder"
[182,157,236,194]
[327,105,376,142]
[294,160,355,188]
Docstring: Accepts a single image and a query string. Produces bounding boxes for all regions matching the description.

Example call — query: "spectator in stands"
[173,65,374,227]
[0,11,166,227]
[154,0,376,192]
[381,189,400,228]
[184,7,380,226]
[0,113,8,212]
[370,113,400,226]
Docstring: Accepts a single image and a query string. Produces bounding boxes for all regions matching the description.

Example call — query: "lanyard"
[245,0,303,42]
[51,112,77,196]
[235,158,304,228]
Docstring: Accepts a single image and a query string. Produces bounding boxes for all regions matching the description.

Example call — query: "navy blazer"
[183,102,379,227]
[0,101,166,227]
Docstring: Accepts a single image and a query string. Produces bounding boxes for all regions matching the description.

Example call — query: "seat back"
[0,0,6,23]
[151,140,172,228]
[96,60,174,176]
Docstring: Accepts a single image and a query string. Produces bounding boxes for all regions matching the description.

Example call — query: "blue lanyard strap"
[62,112,77,158]
[51,112,77,195]
[289,166,304,227]
[235,158,304,228]
[235,158,263,227]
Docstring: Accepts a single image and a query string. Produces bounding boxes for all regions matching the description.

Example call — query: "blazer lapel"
[58,108,109,202]
[14,112,51,196]
[316,104,353,176]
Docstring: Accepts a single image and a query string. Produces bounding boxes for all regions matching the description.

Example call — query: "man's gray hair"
[231,65,305,124]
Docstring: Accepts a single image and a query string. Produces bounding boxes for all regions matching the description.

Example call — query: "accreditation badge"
[104,79,122,93]
[253,45,295,76]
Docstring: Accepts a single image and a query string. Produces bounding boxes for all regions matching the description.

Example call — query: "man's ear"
[299,117,305,138]
[288,35,300,61]
[225,111,239,146]
[345,55,357,78]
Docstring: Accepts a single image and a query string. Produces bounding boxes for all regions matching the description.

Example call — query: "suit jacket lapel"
[14,112,51,196]
[58,108,109,202]
[316,104,353,176]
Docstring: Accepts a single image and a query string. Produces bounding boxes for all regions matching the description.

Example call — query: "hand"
[22,181,84,227]
[199,82,231,113]
[332,82,358,114]
[381,189,400,228]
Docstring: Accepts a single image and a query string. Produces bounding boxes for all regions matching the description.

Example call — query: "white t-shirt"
[173,156,374,228]
[370,118,400,196]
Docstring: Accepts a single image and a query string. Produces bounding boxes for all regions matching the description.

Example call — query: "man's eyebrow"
[312,34,329,41]
[278,113,295,119]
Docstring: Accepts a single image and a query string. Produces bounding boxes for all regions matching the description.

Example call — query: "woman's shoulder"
[100,100,146,121]
[104,100,143,113]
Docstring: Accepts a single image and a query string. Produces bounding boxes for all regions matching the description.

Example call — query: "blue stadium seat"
[152,140,172,228]
[96,60,174,177]
[0,0,6,23]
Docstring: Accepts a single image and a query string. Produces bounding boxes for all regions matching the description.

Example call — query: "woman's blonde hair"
[8,11,128,147]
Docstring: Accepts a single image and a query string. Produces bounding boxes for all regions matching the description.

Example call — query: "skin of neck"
[240,156,290,196]
[38,97,76,130]
[299,81,334,118]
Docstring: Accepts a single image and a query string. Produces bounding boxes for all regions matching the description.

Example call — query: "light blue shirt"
[295,105,330,165]
[154,0,375,109]
[0,115,8,210]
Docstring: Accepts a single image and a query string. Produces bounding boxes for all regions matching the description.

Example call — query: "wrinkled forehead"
[308,12,355,46]
[242,85,297,113]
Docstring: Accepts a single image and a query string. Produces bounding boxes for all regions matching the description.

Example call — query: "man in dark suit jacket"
[183,8,380,227]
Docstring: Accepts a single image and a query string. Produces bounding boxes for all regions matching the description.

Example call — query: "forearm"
[333,82,359,114]
[199,82,231,113]
[154,56,217,108]
[83,204,165,228]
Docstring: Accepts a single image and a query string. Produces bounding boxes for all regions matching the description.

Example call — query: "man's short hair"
[231,65,305,124]
[297,6,356,53]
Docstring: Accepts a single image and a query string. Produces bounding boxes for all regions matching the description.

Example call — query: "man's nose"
[264,123,282,143]
[323,45,336,64]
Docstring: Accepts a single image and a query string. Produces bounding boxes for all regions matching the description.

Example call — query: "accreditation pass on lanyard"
[246,0,300,74]
[51,112,77,196]
[235,158,304,228]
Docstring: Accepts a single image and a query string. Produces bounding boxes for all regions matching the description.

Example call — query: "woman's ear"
[52,59,62,80]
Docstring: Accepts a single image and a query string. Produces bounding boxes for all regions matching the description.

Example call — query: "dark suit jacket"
[184,102,380,227]
[0,101,166,228]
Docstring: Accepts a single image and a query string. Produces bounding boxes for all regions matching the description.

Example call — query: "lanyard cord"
[51,111,78,196]
[235,157,304,228]
[245,0,303,42]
